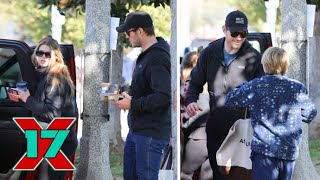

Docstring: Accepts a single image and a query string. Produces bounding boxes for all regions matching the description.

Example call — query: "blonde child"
[225,47,317,180]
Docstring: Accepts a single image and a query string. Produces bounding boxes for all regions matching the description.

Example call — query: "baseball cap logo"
[235,17,245,24]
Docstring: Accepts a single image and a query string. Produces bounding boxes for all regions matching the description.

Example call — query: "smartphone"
[8,88,19,102]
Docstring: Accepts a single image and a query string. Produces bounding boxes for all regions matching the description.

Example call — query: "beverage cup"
[16,81,28,92]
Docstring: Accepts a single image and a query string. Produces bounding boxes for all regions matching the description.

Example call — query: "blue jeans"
[251,152,295,180]
[123,132,169,180]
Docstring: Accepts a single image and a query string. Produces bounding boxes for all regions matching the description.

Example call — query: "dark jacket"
[129,37,171,139]
[225,75,317,160]
[185,37,264,137]
[25,69,77,142]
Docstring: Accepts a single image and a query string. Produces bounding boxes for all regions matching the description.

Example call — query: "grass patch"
[74,145,123,177]
[310,140,320,162]
[110,153,123,177]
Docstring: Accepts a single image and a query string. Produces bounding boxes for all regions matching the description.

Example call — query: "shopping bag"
[159,144,173,180]
[216,118,253,179]
[159,170,173,180]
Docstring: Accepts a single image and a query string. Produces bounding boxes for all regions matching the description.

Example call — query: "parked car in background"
[0,39,77,180]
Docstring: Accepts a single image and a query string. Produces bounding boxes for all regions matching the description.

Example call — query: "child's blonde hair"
[261,47,289,75]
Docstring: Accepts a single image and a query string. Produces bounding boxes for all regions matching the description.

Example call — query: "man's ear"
[137,28,142,35]
[222,25,227,35]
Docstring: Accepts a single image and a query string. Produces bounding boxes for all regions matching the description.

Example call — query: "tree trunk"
[281,0,320,179]
[74,0,113,179]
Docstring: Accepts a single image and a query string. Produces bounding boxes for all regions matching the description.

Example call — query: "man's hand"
[112,92,131,110]
[186,102,202,117]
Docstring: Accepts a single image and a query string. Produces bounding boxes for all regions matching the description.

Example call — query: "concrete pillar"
[74,0,113,179]
[281,0,319,179]
[171,1,178,179]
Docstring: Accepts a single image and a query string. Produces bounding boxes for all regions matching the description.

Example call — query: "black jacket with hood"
[185,37,264,137]
[128,37,171,140]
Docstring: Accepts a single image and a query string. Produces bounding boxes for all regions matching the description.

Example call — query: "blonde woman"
[10,35,78,180]
[225,47,317,180]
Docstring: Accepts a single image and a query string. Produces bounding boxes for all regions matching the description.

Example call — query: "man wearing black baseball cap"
[185,10,264,179]
[113,11,171,180]
[225,10,248,34]
[116,11,153,33]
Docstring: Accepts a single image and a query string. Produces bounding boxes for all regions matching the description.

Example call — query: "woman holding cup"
[8,35,78,180]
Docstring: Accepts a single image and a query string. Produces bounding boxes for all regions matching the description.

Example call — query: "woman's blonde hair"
[261,47,289,75]
[32,35,75,94]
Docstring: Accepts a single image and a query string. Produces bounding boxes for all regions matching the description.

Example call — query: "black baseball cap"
[116,11,153,33]
[225,10,248,33]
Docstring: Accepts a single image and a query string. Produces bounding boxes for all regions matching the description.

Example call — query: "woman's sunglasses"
[36,51,51,58]
[230,31,248,38]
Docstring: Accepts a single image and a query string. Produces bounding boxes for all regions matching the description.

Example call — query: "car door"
[0,39,37,121]
[246,33,273,54]
[0,39,77,179]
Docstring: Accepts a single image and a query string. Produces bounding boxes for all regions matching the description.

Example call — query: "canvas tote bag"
[216,111,253,180]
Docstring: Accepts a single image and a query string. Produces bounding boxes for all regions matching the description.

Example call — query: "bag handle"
[160,144,172,170]
[244,108,248,119]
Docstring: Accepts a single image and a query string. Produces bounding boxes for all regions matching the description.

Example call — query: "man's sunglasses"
[36,51,51,58]
[230,31,248,38]
[125,28,138,36]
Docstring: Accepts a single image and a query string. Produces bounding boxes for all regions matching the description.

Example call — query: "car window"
[249,40,261,53]
[0,48,22,99]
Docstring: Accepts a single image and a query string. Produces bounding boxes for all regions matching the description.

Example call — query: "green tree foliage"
[227,0,319,32]
[139,5,171,39]
[37,0,170,15]
[0,1,51,43]
[62,15,85,47]
[0,0,85,47]
[37,0,171,46]
[0,0,170,49]
[114,3,171,48]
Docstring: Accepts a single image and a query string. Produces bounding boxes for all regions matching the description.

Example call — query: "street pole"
[74,0,113,179]
[264,0,279,46]
[51,5,65,43]
[281,0,320,179]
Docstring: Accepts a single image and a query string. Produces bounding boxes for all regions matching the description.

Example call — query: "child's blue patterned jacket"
[225,74,317,160]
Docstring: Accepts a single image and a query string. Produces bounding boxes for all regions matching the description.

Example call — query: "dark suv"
[0,39,77,179]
